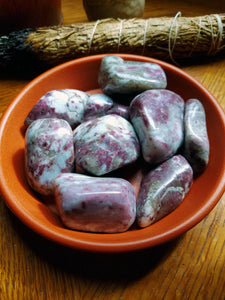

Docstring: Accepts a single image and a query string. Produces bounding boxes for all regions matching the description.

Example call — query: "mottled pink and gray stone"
[25,118,74,195]
[73,114,140,176]
[24,89,89,128]
[136,155,193,228]
[107,104,130,120]
[183,98,209,176]
[130,89,184,165]
[82,93,113,121]
[54,173,136,233]
[98,55,167,95]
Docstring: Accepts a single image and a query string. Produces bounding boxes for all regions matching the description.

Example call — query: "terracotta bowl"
[0,54,225,253]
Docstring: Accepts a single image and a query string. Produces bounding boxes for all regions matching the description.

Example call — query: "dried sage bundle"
[0,13,225,72]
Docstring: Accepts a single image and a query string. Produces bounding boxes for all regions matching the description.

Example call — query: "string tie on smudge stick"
[117,19,124,52]
[88,19,100,54]
[142,19,149,55]
[168,11,181,65]
[188,16,202,57]
[208,14,224,55]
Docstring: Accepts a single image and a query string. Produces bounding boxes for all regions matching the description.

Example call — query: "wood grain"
[0,1,225,299]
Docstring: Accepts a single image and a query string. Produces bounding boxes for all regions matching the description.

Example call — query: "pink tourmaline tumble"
[136,155,193,228]
[130,89,185,165]
[24,89,89,128]
[82,93,114,121]
[54,173,136,233]
[183,98,209,176]
[98,55,167,95]
[107,104,130,120]
[73,114,140,176]
[25,118,74,195]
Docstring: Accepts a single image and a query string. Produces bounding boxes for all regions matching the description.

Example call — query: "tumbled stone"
[130,89,184,165]
[136,155,193,228]
[98,55,167,95]
[25,118,74,195]
[107,103,130,120]
[54,173,136,233]
[73,114,140,176]
[82,93,113,121]
[25,89,89,128]
[182,98,210,176]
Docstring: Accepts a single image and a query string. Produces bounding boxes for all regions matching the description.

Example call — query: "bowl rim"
[1,53,225,253]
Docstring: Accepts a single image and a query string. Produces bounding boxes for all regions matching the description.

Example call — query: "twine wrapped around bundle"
[1,13,225,72]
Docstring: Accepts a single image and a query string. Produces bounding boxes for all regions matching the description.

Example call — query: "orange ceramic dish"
[0,54,225,253]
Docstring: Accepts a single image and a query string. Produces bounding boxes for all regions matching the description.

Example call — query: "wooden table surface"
[0,0,225,299]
